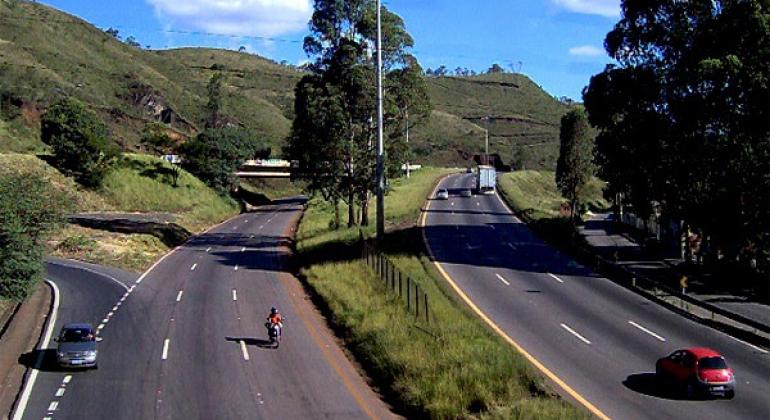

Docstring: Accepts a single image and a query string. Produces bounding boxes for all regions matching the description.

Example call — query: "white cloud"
[147,0,313,37]
[569,45,604,57]
[552,0,619,18]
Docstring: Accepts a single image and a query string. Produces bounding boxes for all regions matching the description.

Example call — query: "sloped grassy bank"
[295,169,585,419]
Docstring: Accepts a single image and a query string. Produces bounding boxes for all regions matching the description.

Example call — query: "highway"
[16,199,392,420]
[422,174,770,420]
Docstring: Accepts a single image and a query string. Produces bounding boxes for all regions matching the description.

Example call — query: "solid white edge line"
[495,274,511,286]
[628,320,667,342]
[176,291,183,302]
[162,339,170,360]
[727,334,769,354]
[12,280,60,420]
[547,273,565,283]
[560,323,592,345]
[240,340,250,361]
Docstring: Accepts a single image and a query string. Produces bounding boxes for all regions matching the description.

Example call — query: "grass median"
[296,169,585,419]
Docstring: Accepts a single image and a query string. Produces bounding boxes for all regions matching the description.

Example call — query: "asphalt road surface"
[16,198,392,420]
[423,174,770,420]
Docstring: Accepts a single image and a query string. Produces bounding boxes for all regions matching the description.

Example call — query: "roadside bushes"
[0,173,73,300]
[41,98,120,187]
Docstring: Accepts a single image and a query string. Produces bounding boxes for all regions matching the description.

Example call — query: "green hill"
[0,1,568,169]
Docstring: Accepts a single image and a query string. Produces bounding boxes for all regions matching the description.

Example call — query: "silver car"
[436,189,449,200]
[56,323,98,369]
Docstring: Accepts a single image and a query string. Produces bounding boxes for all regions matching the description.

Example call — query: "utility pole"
[405,103,410,179]
[484,115,490,165]
[375,0,385,241]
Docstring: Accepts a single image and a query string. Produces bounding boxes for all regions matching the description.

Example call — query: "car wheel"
[684,378,698,399]
[93,363,99,370]
[724,390,735,399]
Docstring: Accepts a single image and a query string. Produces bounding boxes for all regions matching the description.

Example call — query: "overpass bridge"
[236,159,295,178]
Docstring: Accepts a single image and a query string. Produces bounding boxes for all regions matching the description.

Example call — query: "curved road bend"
[19,199,393,420]
[423,174,770,420]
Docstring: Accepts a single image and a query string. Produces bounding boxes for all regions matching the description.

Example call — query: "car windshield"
[61,328,94,343]
[699,356,727,369]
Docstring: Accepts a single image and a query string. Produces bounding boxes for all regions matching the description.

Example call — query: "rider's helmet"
[270,307,278,315]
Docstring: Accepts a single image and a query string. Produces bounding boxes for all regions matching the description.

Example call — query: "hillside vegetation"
[0,153,239,271]
[0,1,568,169]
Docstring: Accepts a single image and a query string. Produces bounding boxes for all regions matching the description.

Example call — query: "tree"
[238,46,247,53]
[584,0,770,274]
[105,27,120,39]
[180,127,262,193]
[556,109,595,222]
[41,98,120,187]
[487,63,505,74]
[0,173,73,300]
[141,122,181,187]
[125,36,141,48]
[287,0,429,228]
[205,71,225,129]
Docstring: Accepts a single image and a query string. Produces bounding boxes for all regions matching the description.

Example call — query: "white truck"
[476,165,496,195]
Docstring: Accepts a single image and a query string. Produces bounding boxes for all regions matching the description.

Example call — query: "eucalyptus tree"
[287,0,430,228]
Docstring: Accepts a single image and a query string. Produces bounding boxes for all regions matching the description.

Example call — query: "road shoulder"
[0,282,51,419]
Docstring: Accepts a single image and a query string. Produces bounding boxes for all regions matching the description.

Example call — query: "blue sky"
[40,1,619,100]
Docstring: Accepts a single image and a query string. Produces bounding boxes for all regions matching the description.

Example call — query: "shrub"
[0,173,73,300]
[41,97,120,187]
[180,127,263,193]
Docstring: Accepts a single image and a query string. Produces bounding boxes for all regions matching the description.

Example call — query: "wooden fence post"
[415,288,420,319]
[424,293,429,325]
[407,277,411,310]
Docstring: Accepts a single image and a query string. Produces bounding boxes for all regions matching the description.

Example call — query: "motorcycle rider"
[267,307,283,338]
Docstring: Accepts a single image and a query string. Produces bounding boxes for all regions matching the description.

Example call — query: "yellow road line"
[420,174,611,420]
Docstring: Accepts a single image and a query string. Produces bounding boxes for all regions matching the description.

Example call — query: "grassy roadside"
[296,169,585,418]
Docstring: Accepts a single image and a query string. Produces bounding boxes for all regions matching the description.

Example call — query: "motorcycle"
[265,322,281,348]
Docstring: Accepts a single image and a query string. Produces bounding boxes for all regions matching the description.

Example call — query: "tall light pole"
[484,115,490,165]
[405,103,410,179]
[375,0,385,241]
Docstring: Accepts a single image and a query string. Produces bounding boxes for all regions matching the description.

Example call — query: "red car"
[656,347,735,399]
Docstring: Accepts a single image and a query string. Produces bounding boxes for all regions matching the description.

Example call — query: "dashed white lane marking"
[43,417,51,420]
[259,225,264,230]
[101,318,109,324]
[727,334,769,354]
[112,305,118,312]
[561,323,592,345]
[476,202,480,206]
[240,340,250,361]
[107,312,114,317]
[507,242,517,250]
[547,273,565,283]
[55,387,65,397]
[234,265,239,271]
[205,247,212,253]
[451,202,455,206]
[176,291,184,302]
[232,289,238,301]
[495,274,511,286]
[97,324,105,330]
[628,321,667,342]
[47,402,58,411]
[190,263,198,271]
[63,375,72,384]
[232,226,238,231]
[162,339,170,360]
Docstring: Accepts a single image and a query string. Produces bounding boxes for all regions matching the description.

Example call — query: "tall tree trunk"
[348,188,356,228]
[361,191,370,226]
[334,199,341,230]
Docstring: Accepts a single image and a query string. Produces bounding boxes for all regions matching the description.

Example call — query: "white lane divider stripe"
[176,291,183,302]
[234,265,239,271]
[628,321,667,342]
[547,273,565,283]
[727,334,769,354]
[162,339,170,360]
[47,402,58,412]
[561,323,592,345]
[97,324,105,330]
[495,274,511,286]
[55,387,65,397]
[63,375,72,384]
[259,225,264,230]
[190,263,197,271]
[205,247,212,253]
[232,289,238,301]
[241,247,247,252]
[240,340,250,361]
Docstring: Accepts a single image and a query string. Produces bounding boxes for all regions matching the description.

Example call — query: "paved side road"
[580,214,770,328]
[423,174,770,420]
[16,199,395,420]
